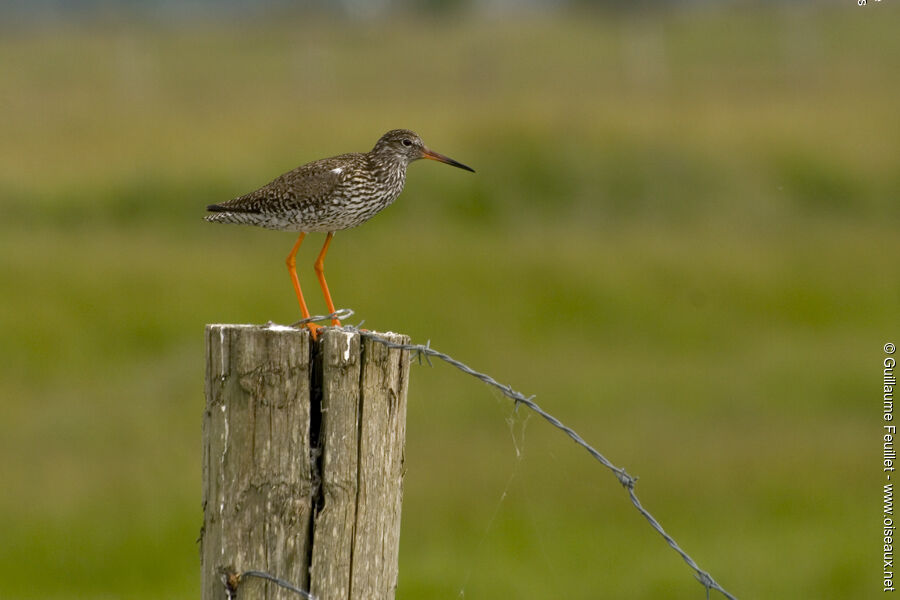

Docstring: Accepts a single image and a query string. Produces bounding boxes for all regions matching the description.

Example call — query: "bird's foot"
[305,322,324,340]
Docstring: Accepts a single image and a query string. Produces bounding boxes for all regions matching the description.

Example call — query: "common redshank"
[206,129,474,338]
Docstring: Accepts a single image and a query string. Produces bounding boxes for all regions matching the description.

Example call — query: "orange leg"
[314,232,342,327]
[285,233,321,339]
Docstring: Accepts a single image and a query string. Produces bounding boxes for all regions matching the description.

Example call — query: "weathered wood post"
[202,325,410,600]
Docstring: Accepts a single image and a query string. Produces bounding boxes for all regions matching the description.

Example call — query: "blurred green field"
[0,6,896,599]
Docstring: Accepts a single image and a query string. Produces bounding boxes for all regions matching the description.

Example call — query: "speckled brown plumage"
[206,129,473,232]
[205,129,474,338]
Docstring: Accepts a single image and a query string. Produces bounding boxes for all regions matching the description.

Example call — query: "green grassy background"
[0,5,895,598]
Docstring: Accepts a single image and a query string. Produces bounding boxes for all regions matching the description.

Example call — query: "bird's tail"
[204,211,242,224]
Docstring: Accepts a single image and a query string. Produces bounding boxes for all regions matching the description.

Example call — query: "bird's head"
[372,129,475,173]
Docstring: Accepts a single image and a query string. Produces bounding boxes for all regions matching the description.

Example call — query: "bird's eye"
[401,139,412,147]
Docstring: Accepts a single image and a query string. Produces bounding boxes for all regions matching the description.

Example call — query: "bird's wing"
[207,157,349,214]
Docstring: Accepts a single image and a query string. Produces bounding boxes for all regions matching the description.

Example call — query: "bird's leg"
[314,232,341,327]
[286,232,320,339]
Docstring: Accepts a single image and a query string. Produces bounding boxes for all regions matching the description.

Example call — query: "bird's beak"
[422,148,475,173]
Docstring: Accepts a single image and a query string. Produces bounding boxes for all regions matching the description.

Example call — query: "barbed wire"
[344,311,736,600]
[290,308,355,327]
[243,309,738,599]
[220,566,316,600]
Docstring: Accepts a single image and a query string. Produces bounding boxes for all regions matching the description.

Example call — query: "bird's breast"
[308,166,406,231]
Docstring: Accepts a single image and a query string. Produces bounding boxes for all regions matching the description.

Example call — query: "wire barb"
[347,322,738,600]
[290,308,355,327]
[219,566,317,600]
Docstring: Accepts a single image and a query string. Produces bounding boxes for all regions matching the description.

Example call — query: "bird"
[206,129,475,339]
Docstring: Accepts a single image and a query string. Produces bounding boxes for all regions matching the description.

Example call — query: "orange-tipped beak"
[422,148,475,173]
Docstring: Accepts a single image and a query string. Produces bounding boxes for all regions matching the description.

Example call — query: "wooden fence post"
[202,325,410,600]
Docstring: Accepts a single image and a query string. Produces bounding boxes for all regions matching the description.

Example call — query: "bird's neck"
[367,153,408,188]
